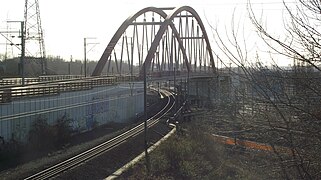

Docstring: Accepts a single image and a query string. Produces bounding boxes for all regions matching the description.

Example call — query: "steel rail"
[24,89,175,180]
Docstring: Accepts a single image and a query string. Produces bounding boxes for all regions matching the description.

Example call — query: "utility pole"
[4,22,10,60]
[174,67,177,110]
[143,63,150,173]
[68,55,72,75]
[84,38,87,77]
[187,69,190,102]
[84,37,98,77]
[20,22,25,86]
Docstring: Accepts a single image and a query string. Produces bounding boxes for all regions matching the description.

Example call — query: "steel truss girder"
[180,37,204,39]
[130,22,163,25]
[92,6,216,77]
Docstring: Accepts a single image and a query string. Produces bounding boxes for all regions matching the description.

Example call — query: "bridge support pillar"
[187,76,218,107]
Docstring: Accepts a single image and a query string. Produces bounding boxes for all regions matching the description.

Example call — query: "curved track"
[24,89,175,180]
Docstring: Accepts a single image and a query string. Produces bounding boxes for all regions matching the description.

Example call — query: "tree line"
[0,55,133,78]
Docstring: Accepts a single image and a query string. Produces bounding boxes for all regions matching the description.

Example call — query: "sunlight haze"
[0,0,290,66]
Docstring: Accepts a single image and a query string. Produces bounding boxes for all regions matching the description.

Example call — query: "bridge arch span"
[141,6,216,77]
[92,7,168,76]
[92,6,216,77]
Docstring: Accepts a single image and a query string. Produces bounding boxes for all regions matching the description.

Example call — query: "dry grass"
[120,107,283,179]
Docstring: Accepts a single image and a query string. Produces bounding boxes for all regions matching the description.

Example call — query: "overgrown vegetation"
[121,114,277,179]
[0,138,23,171]
[28,115,72,151]
[0,115,72,171]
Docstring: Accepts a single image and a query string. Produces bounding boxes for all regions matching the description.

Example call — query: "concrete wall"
[0,82,144,142]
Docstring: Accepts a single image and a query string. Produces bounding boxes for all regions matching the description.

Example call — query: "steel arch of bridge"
[92,6,216,77]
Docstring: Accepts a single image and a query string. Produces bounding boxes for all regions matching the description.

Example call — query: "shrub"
[28,116,55,151]
[28,115,72,152]
[149,132,216,179]
[54,114,72,147]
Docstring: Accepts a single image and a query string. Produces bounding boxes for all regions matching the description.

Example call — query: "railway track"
[24,89,175,180]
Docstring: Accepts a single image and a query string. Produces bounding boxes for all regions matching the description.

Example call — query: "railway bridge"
[0,6,218,143]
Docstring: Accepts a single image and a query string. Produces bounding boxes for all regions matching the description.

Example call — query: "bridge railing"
[39,75,85,82]
[0,78,40,86]
[147,70,215,79]
[0,75,140,103]
[0,89,12,103]
[0,78,107,103]
[0,75,86,86]
[0,86,60,103]
[89,77,117,87]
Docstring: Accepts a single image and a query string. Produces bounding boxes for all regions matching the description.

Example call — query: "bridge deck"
[0,72,213,103]
[0,75,138,103]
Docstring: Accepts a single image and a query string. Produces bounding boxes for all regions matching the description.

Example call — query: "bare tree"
[248,0,321,70]
[207,1,321,179]
[246,1,321,179]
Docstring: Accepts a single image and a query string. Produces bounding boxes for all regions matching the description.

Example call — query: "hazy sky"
[0,0,293,66]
